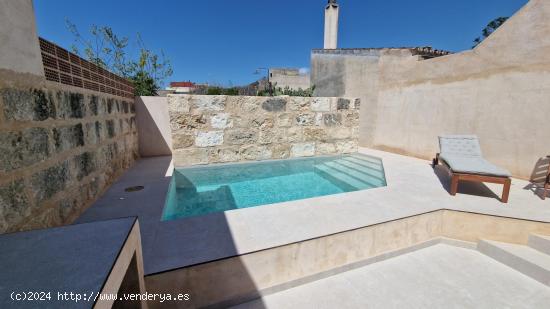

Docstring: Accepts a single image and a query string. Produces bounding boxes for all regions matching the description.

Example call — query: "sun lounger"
[433,135,512,203]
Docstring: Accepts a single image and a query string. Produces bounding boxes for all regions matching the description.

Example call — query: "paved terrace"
[232,244,550,309]
[77,148,550,275]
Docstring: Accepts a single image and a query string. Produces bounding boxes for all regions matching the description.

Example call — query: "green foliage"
[473,17,509,48]
[258,85,316,97]
[205,87,240,96]
[66,19,173,96]
[206,87,223,95]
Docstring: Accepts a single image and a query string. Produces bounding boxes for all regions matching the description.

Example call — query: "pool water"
[162,154,386,221]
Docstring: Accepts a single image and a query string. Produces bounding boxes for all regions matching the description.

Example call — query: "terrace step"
[529,234,550,256]
[314,164,371,190]
[478,239,550,286]
[320,161,385,188]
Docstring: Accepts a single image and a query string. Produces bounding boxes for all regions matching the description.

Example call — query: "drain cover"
[125,186,144,192]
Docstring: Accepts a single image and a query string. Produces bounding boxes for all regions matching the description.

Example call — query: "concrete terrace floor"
[232,244,550,309]
[76,148,550,275]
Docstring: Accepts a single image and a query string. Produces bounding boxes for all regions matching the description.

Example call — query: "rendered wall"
[367,0,550,179]
[135,96,172,157]
[0,0,44,76]
[269,68,311,90]
[168,95,360,166]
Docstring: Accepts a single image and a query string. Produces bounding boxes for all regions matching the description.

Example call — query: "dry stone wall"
[168,95,360,166]
[0,80,138,233]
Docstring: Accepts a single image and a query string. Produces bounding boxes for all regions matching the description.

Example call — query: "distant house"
[165,81,198,94]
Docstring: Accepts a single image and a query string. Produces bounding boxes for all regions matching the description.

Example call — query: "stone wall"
[0,79,138,233]
[168,95,360,166]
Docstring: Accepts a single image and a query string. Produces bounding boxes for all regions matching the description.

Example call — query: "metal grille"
[39,37,135,99]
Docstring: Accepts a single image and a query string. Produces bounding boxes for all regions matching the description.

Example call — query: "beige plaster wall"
[135,96,172,157]
[362,0,550,179]
[0,0,44,76]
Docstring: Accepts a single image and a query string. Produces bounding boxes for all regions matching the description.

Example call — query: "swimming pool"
[162,154,386,221]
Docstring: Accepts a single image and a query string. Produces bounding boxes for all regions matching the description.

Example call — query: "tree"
[473,17,509,48]
[66,20,173,96]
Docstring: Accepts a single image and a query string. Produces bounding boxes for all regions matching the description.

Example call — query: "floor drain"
[125,186,144,192]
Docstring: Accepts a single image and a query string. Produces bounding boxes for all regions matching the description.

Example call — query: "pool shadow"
[77,156,267,308]
[433,164,501,201]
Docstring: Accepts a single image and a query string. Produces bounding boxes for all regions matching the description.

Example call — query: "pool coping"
[76,148,550,275]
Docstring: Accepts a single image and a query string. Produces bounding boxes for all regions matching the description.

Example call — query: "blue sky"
[34,0,527,87]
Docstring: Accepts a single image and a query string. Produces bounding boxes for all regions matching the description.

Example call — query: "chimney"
[324,0,339,49]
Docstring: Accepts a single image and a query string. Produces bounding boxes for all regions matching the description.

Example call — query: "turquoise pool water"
[162,154,386,221]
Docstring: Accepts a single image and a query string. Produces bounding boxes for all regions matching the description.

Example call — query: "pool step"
[322,161,385,188]
[314,164,371,190]
[478,238,550,286]
[343,156,385,172]
[332,159,385,180]
[529,234,550,256]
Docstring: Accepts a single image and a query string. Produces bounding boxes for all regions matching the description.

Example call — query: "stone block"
[296,113,315,126]
[89,95,99,116]
[271,144,290,159]
[191,95,226,111]
[311,97,331,112]
[106,120,116,138]
[0,127,50,172]
[336,140,358,153]
[250,117,274,129]
[0,179,30,231]
[286,127,304,143]
[53,124,85,153]
[291,142,315,157]
[259,128,287,145]
[174,148,209,166]
[84,122,102,145]
[196,131,224,147]
[316,142,337,155]
[337,98,351,110]
[277,113,293,128]
[323,114,343,126]
[226,129,258,145]
[30,161,70,201]
[171,114,208,131]
[172,134,195,148]
[241,145,272,161]
[168,95,191,113]
[288,97,310,111]
[303,128,327,142]
[315,113,323,126]
[211,113,233,129]
[1,88,56,121]
[262,98,287,112]
[345,112,360,127]
[72,151,96,181]
[208,147,241,163]
[330,128,352,140]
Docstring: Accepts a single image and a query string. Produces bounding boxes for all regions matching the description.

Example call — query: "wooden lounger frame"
[433,153,511,203]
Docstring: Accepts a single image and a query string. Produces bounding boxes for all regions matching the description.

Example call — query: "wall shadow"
[433,164,500,200]
[523,156,549,200]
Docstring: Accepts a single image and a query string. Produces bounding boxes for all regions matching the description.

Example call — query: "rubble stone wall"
[0,79,138,233]
[168,95,360,166]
